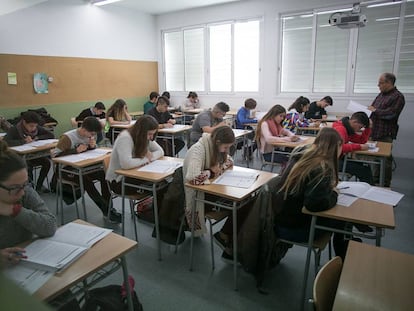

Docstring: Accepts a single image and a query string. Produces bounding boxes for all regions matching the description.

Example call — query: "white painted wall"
[0,0,157,61]
[156,0,413,158]
[0,0,411,158]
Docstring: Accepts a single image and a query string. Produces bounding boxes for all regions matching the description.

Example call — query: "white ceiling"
[0,0,242,16]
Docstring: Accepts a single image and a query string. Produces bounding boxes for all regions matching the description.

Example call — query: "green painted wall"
[0,97,146,137]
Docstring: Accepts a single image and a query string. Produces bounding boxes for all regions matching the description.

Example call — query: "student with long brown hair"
[183,126,250,261]
[106,115,164,195]
[274,127,348,258]
[255,104,298,164]
[105,98,132,143]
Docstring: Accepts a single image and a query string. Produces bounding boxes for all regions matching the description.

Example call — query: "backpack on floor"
[82,276,143,311]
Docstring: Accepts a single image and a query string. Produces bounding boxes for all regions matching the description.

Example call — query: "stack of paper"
[213,170,259,188]
[56,148,111,163]
[337,181,404,207]
[138,160,182,173]
[4,223,112,294]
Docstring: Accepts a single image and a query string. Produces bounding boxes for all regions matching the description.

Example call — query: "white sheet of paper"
[28,139,58,147]
[9,144,36,152]
[137,160,182,173]
[213,170,259,188]
[347,100,372,117]
[56,148,110,163]
[4,263,54,294]
[337,194,358,207]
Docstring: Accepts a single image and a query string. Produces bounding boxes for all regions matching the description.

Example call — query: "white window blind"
[398,1,414,93]
[209,24,232,92]
[234,20,260,92]
[354,5,400,93]
[184,28,205,91]
[164,32,184,91]
[280,15,313,92]
[313,12,349,93]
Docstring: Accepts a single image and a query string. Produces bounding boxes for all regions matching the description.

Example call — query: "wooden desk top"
[128,111,143,116]
[51,148,111,168]
[302,198,395,229]
[232,128,253,139]
[182,108,203,114]
[158,124,192,134]
[111,120,136,129]
[271,136,315,149]
[297,121,333,132]
[35,219,137,301]
[9,141,58,155]
[186,166,277,201]
[353,141,392,158]
[333,241,414,311]
[115,156,183,183]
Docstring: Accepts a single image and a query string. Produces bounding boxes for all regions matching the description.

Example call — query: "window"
[280,15,313,92]
[354,4,400,93]
[163,18,261,93]
[164,28,204,92]
[398,1,414,93]
[280,1,414,95]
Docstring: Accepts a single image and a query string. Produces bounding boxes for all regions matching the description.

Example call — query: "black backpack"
[82,285,143,311]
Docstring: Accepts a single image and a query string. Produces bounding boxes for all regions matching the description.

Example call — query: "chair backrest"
[313,256,343,311]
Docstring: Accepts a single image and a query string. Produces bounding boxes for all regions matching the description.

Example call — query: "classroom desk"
[269,135,315,160]
[333,241,414,311]
[157,124,192,156]
[115,156,183,260]
[296,121,333,135]
[300,198,395,310]
[9,140,58,161]
[128,111,143,120]
[35,219,137,311]
[52,148,111,224]
[232,128,253,167]
[342,141,392,187]
[185,166,277,289]
[110,120,136,143]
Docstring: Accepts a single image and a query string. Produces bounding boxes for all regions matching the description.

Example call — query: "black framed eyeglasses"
[0,180,30,195]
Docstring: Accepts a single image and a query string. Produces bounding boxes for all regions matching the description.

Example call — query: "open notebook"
[21,222,112,272]
[5,223,112,294]
[337,181,404,207]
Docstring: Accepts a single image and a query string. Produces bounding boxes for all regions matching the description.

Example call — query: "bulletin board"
[0,54,158,107]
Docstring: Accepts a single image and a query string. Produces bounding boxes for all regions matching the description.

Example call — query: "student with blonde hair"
[274,127,348,258]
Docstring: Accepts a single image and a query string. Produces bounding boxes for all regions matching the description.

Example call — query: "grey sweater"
[0,186,57,249]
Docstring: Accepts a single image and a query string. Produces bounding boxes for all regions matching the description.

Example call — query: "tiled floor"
[40,152,414,311]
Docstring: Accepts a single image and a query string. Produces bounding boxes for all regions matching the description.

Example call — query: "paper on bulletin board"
[33,72,48,94]
[7,72,17,85]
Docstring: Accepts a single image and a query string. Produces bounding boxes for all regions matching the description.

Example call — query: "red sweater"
[332,120,371,154]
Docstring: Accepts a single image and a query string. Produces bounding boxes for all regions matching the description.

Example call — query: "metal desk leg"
[342,155,348,179]
[171,135,176,157]
[121,256,134,311]
[78,169,87,221]
[152,183,162,261]
[232,201,238,290]
[300,215,317,311]
[376,227,381,246]
[121,176,126,236]
[58,163,64,225]
[379,157,385,187]
[189,193,197,271]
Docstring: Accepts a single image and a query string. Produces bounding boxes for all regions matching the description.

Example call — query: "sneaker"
[213,232,228,251]
[108,208,122,224]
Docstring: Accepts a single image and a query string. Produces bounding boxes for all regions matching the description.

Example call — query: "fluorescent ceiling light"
[91,0,123,6]
[367,1,402,8]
